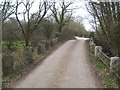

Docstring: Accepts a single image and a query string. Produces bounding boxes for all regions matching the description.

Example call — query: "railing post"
[110,57,120,73]
[95,46,102,60]
[89,40,95,53]
[110,57,120,87]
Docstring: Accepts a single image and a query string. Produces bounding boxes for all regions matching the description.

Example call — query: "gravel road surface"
[13,38,102,88]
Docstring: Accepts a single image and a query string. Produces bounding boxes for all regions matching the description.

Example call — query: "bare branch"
[14,0,51,46]
[50,0,73,32]
[1,0,16,24]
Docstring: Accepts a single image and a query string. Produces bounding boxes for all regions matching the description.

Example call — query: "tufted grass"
[88,44,118,88]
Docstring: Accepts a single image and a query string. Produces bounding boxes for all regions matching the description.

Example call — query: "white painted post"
[95,46,102,60]
[110,57,120,73]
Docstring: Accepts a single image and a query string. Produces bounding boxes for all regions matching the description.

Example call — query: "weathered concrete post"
[41,44,45,54]
[56,37,59,43]
[37,43,45,54]
[95,46,102,60]
[110,57,120,73]
[55,38,58,44]
[89,40,95,52]
[52,39,56,46]
[110,57,120,87]
[45,41,50,50]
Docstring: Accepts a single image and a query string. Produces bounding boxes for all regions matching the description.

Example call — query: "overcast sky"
[1,0,93,31]
[32,0,92,31]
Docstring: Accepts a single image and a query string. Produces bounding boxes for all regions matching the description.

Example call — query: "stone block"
[110,57,120,74]
[37,43,45,54]
[45,41,50,50]
[95,46,102,57]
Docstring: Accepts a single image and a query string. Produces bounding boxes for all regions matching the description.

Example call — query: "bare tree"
[15,0,51,46]
[51,0,73,32]
[1,0,15,25]
[1,0,17,50]
[86,1,120,57]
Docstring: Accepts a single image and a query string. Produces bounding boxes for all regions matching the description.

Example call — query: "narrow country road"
[13,37,102,88]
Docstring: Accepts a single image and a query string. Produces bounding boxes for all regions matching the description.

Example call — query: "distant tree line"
[1,0,88,48]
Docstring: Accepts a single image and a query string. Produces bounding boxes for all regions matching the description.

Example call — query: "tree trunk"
[59,26,62,32]
[25,38,29,47]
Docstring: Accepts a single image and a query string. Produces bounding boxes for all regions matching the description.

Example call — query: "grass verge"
[3,41,65,88]
[88,45,118,88]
